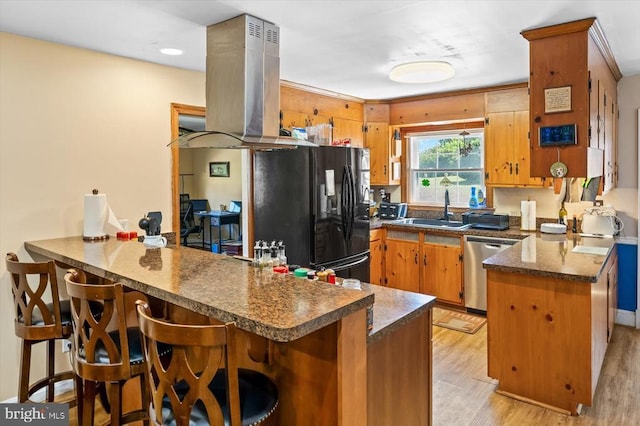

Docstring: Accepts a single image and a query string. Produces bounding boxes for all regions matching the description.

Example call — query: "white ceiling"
[1,0,639,100]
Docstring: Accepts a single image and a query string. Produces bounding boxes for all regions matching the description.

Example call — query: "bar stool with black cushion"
[64,270,166,426]
[135,301,279,426]
[6,252,78,405]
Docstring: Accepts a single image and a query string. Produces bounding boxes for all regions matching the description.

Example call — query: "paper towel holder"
[83,189,110,242]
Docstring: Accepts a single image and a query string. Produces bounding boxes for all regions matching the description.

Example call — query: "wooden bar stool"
[5,252,77,405]
[64,269,153,426]
[136,301,279,425]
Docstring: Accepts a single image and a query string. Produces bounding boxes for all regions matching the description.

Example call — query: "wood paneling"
[389,93,485,125]
[367,308,432,426]
[364,103,390,122]
[281,85,364,121]
[485,88,529,114]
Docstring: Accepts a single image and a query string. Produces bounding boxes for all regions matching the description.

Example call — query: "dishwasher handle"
[484,243,503,249]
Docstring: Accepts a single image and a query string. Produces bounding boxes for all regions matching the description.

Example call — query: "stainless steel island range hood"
[171,14,316,150]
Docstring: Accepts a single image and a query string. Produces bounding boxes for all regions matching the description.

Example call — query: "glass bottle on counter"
[572,214,578,233]
[277,241,287,266]
[559,202,568,226]
[253,241,263,267]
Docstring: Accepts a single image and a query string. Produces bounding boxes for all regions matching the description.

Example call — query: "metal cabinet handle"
[414,253,418,264]
[384,165,387,176]
[515,163,519,175]
[424,254,427,266]
[509,162,513,174]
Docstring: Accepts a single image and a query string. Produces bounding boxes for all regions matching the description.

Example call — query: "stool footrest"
[27,370,77,407]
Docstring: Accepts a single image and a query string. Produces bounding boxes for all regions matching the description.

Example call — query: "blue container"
[469,186,479,208]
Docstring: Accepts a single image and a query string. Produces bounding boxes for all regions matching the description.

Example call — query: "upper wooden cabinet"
[521,18,621,182]
[363,104,400,186]
[279,84,364,147]
[485,110,543,187]
[365,122,401,186]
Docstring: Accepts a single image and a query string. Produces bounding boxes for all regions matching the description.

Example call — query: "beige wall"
[0,33,205,400]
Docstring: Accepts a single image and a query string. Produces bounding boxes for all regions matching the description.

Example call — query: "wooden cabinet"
[421,234,463,305]
[485,111,543,186]
[607,247,618,342]
[332,117,364,148]
[383,229,463,305]
[384,231,420,293]
[280,110,314,130]
[365,122,401,186]
[369,229,384,286]
[522,18,621,180]
[487,247,617,414]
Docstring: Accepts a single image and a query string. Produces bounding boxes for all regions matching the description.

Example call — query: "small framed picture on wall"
[209,162,230,177]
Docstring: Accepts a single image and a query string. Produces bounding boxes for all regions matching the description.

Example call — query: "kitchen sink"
[392,218,471,230]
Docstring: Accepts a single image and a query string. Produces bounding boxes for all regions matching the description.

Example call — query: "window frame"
[403,121,485,208]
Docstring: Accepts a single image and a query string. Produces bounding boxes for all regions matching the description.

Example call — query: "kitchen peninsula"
[483,235,617,415]
[25,236,435,426]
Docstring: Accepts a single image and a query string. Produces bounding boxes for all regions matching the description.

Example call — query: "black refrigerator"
[253,146,370,282]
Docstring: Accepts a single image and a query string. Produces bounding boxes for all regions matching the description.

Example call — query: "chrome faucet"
[442,189,451,221]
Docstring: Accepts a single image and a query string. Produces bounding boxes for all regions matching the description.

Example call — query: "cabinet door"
[603,91,616,192]
[365,122,390,185]
[421,243,463,305]
[369,237,384,286]
[486,111,542,187]
[513,110,544,186]
[485,112,515,185]
[281,110,313,130]
[333,117,364,148]
[384,239,420,293]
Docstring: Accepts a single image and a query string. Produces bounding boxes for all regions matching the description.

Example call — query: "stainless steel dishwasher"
[464,235,520,313]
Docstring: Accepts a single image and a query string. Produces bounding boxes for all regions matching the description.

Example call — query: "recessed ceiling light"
[389,61,455,83]
[160,48,183,56]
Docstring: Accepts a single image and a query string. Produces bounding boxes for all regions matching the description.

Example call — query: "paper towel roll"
[83,193,124,240]
[520,200,537,231]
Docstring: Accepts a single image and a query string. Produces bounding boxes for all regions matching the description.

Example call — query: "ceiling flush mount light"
[160,48,183,56]
[389,61,455,83]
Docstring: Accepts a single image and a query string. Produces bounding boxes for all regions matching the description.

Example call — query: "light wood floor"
[432,321,640,425]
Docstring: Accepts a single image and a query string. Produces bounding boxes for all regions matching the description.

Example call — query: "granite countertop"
[364,283,436,344]
[25,237,374,342]
[372,218,618,282]
[483,234,615,282]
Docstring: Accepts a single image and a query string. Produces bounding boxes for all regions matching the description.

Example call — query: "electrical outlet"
[61,339,72,353]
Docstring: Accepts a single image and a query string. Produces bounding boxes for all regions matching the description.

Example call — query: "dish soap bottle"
[469,186,479,208]
[558,202,568,226]
[477,188,486,208]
